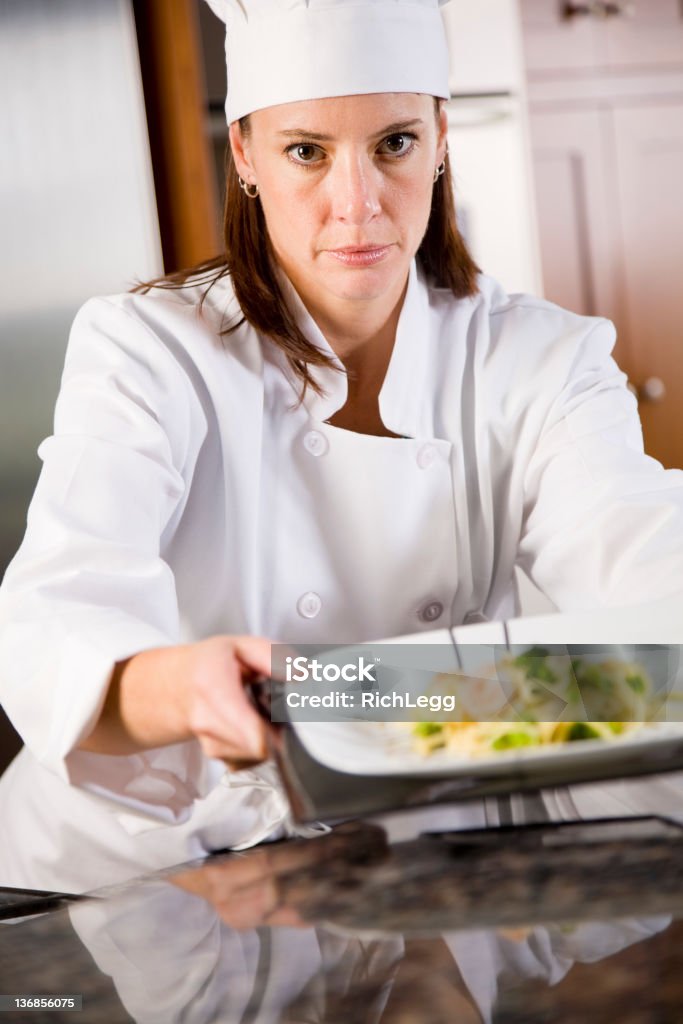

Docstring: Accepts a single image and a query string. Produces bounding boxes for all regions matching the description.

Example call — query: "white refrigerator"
[442,0,543,297]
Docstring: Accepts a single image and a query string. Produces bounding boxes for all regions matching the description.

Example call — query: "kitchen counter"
[2,776,683,1022]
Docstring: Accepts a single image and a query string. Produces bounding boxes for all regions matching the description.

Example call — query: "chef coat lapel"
[271,270,348,420]
[378,260,434,439]
[275,260,434,438]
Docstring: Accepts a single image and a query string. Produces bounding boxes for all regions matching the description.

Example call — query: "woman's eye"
[287,143,323,165]
[379,133,416,156]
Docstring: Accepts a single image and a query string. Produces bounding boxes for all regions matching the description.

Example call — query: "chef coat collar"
[274,259,433,437]
[274,268,348,420]
[378,259,433,438]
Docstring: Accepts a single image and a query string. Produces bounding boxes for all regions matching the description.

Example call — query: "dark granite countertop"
[3,781,683,1023]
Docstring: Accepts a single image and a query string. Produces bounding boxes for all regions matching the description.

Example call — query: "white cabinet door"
[527,107,625,338]
[521,0,683,468]
[521,0,683,75]
[520,0,607,74]
[606,0,683,69]
[612,101,683,467]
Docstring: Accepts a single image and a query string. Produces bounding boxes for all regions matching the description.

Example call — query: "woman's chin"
[318,259,406,304]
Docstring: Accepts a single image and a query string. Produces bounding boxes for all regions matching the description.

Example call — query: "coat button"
[303,430,328,457]
[416,444,437,469]
[419,600,444,623]
[297,591,322,619]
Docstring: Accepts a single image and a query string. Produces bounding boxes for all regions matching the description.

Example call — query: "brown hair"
[135,102,480,394]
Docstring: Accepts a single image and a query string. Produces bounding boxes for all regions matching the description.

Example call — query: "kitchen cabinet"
[522,0,683,75]
[528,107,618,327]
[520,0,683,468]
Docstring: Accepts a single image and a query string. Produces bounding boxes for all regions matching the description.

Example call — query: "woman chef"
[1,0,683,888]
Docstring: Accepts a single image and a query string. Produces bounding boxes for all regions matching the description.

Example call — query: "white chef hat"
[204,0,452,124]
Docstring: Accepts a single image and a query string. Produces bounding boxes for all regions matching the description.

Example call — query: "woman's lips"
[326,245,393,267]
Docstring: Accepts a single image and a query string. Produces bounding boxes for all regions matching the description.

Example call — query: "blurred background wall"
[0,0,164,767]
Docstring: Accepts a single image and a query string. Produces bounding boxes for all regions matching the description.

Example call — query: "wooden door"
[612,100,683,467]
[133,0,221,272]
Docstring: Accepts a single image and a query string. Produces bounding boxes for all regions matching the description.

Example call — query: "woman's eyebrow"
[276,118,425,142]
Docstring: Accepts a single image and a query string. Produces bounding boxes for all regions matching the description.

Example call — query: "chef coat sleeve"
[516,316,683,612]
[0,296,207,785]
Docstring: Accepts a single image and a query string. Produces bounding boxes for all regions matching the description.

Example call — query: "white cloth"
[1,261,683,881]
[204,0,452,123]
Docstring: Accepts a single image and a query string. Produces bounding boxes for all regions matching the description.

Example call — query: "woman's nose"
[329,154,381,226]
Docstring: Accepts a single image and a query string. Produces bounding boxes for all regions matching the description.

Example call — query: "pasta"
[410,647,655,757]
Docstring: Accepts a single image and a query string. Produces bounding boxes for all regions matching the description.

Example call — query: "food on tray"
[410,647,656,757]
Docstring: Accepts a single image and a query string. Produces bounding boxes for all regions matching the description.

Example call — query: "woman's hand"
[78,635,274,768]
[178,636,273,767]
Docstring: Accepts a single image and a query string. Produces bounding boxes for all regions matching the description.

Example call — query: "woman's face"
[230,93,448,312]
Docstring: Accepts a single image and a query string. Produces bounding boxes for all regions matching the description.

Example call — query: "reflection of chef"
[69,824,408,1024]
[66,825,669,1024]
[71,894,405,1024]
[444,919,670,1024]
[566,769,683,824]
[73,908,665,1024]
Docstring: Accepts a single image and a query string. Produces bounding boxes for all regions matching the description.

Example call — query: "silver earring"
[238,176,260,198]
[433,161,446,184]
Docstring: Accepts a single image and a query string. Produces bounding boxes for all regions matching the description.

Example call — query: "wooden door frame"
[132,0,221,273]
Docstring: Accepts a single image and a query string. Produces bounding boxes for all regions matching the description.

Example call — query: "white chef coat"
[1,259,683,882]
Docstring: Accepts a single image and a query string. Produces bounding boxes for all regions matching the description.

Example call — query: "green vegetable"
[492,731,538,750]
[531,664,558,684]
[577,665,613,693]
[566,722,602,741]
[414,722,444,737]
[513,647,557,684]
[626,674,646,694]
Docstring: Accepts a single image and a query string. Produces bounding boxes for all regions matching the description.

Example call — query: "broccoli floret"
[513,647,557,684]
[566,722,602,741]
[626,674,646,694]
[492,731,537,750]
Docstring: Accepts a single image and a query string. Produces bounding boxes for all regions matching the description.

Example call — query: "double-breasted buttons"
[419,600,444,623]
[297,591,322,619]
[416,444,437,470]
[303,430,328,457]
